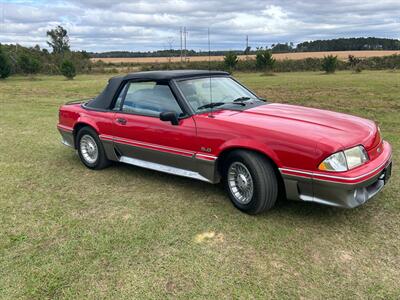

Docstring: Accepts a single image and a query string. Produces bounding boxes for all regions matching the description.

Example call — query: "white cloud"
[0,0,398,51]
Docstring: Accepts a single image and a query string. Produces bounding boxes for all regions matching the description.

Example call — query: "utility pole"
[208,28,211,66]
[180,27,183,62]
[244,35,251,56]
[167,36,174,63]
[167,36,174,50]
[183,26,187,62]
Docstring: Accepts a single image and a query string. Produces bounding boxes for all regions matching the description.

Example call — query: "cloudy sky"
[0,0,399,52]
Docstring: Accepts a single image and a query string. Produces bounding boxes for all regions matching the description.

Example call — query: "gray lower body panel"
[59,130,220,183]
[119,156,212,182]
[281,162,392,208]
[104,139,219,183]
[58,128,74,148]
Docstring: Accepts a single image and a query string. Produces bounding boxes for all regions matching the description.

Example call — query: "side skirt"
[99,136,220,183]
[119,155,213,183]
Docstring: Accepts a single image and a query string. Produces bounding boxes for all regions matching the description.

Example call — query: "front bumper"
[311,161,392,208]
[281,141,392,208]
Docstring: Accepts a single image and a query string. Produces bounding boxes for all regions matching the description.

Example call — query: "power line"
[179,26,189,62]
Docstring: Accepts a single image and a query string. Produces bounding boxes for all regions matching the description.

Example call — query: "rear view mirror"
[160,111,179,125]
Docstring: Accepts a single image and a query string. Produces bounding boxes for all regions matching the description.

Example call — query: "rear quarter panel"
[58,104,114,138]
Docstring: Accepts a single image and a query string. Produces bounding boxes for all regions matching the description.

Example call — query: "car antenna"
[208,27,214,118]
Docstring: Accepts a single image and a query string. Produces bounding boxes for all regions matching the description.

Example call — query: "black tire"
[223,150,278,215]
[76,127,110,170]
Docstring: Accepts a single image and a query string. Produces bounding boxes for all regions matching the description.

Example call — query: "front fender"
[217,138,283,167]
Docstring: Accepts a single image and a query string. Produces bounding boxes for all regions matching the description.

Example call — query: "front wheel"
[76,127,110,170]
[223,150,278,215]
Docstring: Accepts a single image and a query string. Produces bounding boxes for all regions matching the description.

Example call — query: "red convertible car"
[58,70,392,214]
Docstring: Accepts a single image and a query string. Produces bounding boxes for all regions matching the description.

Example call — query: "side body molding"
[99,134,220,183]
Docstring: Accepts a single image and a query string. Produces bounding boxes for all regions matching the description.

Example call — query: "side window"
[120,81,183,117]
[112,84,128,111]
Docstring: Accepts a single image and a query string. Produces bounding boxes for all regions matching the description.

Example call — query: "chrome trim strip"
[119,156,212,183]
[195,153,218,161]
[279,157,391,182]
[99,134,113,141]
[99,135,219,161]
[57,124,73,132]
[279,169,313,177]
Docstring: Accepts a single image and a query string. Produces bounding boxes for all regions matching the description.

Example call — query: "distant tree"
[256,48,276,72]
[47,25,70,54]
[271,43,293,53]
[348,55,359,67]
[296,37,400,52]
[348,54,362,73]
[18,53,40,75]
[322,55,338,73]
[224,52,239,72]
[60,60,76,79]
[0,47,11,79]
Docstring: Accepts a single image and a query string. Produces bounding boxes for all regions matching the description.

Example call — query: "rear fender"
[71,118,101,148]
[74,117,100,134]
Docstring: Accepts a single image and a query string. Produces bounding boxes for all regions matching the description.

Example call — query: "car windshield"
[176,77,259,113]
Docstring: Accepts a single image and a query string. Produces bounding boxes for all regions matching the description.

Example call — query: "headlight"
[344,146,369,169]
[318,146,369,172]
[318,151,347,172]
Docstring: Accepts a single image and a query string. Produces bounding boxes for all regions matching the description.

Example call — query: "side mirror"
[160,111,179,125]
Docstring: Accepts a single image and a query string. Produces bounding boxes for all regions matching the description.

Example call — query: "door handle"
[116,118,127,125]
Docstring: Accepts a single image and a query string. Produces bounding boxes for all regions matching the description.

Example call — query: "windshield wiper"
[197,102,226,110]
[233,96,252,102]
[197,101,247,110]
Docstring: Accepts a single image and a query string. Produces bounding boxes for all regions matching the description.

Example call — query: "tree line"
[297,37,400,52]
[0,26,91,79]
[90,37,400,58]
[1,28,400,79]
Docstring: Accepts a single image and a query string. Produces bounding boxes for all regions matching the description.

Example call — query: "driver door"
[112,80,198,172]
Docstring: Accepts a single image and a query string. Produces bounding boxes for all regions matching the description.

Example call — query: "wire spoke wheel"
[79,134,98,164]
[228,162,254,204]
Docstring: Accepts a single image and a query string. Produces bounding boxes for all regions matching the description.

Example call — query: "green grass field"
[1,71,399,299]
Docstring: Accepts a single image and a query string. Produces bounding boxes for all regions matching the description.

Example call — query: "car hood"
[225,103,379,150]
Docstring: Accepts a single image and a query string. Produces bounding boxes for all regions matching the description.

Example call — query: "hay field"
[92,50,400,64]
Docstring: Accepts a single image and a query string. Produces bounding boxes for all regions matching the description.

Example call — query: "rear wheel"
[223,150,278,214]
[76,127,110,170]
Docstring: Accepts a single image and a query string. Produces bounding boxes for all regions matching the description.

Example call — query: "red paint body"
[58,101,391,185]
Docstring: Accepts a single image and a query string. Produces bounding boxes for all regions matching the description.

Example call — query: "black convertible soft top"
[85,70,229,109]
